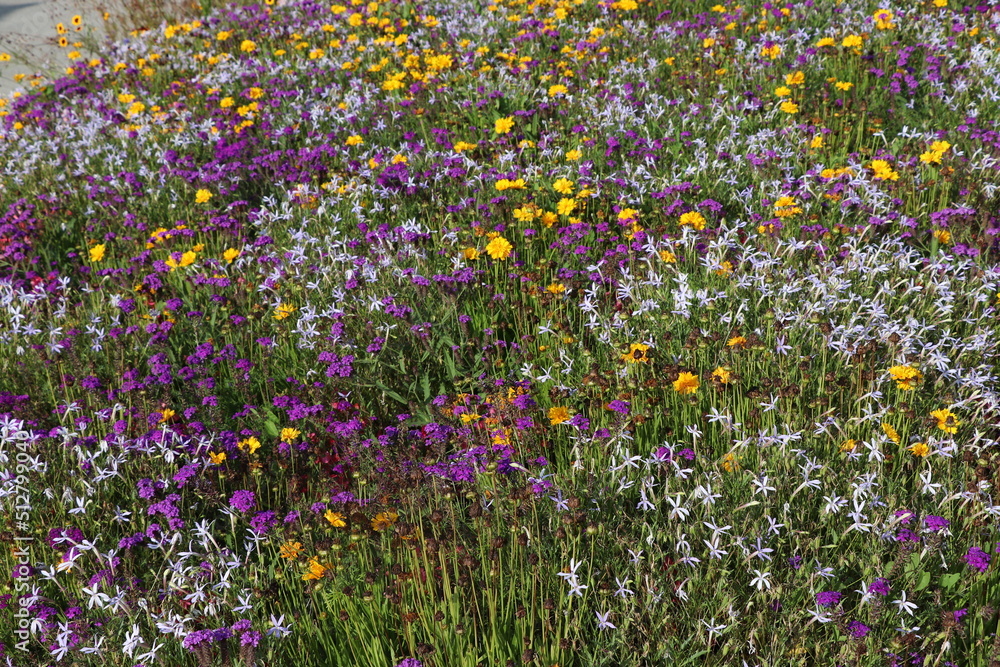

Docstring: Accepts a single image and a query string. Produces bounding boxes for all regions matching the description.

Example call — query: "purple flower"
[229,490,256,513]
[816,591,842,608]
[514,416,534,429]
[848,621,871,638]
[924,515,950,533]
[963,547,991,573]
[870,578,891,596]
[512,393,536,410]
[173,463,199,487]
[241,630,262,647]
[606,399,630,414]
[250,511,278,534]
[395,660,423,667]
[893,509,914,524]
[231,619,252,633]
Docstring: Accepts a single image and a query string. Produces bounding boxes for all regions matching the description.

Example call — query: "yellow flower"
[873,9,895,30]
[726,335,746,348]
[494,116,514,134]
[673,372,699,395]
[453,141,477,152]
[774,86,792,97]
[371,510,398,531]
[209,451,227,465]
[888,365,922,390]
[324,510,347,528]
[930,140,951,153]
[933,229,952,245]
[548,406,570,425]
[679,211,706,230]
[463,247,480,260]
[842,35,863,48]
[553,177,574,194]
[302,557,327,580]
[195,189,213,203]
[485,236,513,260]
[920,151,942,165]
[711,366,732,384]
[870,160,899,181]
[548,84,568,97]
[761,44,781,59]
[345,134,363,146]
[659,249,676,263]
[274,303,297,320]
[238,436,261,454]
[565,148,582,161]
[216,30,232,41]
[280,427,301,442]
[495,178,526,191]
[882,423,900,444]
[223,248,240,263]
[721,452,740,472]
[908,442,929,457]
[835,81,853,91]
[546,283,566,294]
[621,342,650,363]
[617,208,638,223]
[816,37,835,47]
[930,408,959,434]
[513,206,536,222]
[556,198,576,216]
[774,195,802,217]
[241,39,257,52]
[785,71,805,85]
[840,439,857,452]
[279,541,303,559]
[159,408,175,423]
[89,244,106,262]
[780,101,798,114]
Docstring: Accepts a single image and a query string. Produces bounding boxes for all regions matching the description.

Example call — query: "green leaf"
[940,573,961,590]
[420,374,431,402]
[375,382,409,406]
[915,571,931,591]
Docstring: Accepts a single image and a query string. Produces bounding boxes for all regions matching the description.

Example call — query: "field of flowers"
[1,0,1000,665]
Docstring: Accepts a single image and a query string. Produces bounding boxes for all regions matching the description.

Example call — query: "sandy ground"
[0,0,106,96]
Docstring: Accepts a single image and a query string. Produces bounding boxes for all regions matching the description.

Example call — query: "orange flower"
[673,372,699,395]
[548,406,570,424]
